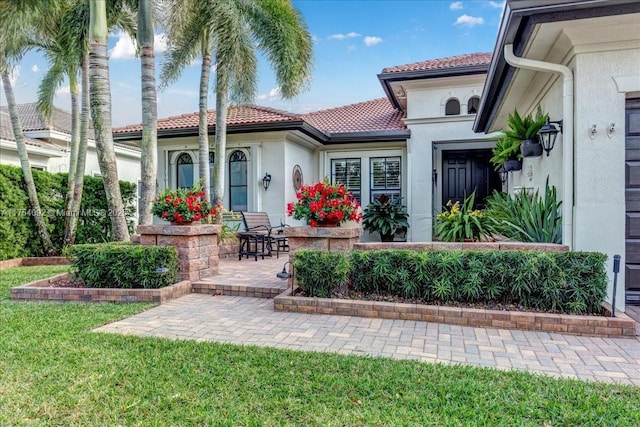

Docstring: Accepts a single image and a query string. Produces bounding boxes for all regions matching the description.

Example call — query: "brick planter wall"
[11,273,192,304]
[0,256,70,270]
[274,289,636,338]
[137,224,221,281]
[354,242,570,252]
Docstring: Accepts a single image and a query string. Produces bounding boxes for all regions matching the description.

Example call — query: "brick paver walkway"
[95,257,640,385]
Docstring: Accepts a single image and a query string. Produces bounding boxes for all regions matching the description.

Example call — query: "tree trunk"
[65,53,90,247]
[62,75,80,247]
[1,69,56,255]
[213,74,229,209]
[88,0,129,241]
[198,52,212,201]
[137,0,157,225]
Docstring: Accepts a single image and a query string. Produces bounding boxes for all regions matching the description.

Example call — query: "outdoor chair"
[239,212,289,260]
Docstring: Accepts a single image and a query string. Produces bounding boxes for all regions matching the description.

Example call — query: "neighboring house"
[0,103,141,184]
[473,0,640,311]
[113,53,494,242]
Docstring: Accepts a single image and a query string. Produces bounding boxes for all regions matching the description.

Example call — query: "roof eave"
[324,130,411,145]
[473,0,640,133]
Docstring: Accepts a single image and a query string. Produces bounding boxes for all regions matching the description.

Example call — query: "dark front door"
[442,149,500,209]
[625,99,640,304]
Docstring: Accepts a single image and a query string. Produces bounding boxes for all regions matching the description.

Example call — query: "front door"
[625,99,640,304]
[442,149,500,210]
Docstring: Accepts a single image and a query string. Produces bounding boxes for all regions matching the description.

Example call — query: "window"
[177,152,194,189]
[208,152,215,202]
[31,165,46,171]
[467,96,480,114]
[229,150,247,211]
[445,98,460,116]
[331,158,361,203]
[370,157,401,202]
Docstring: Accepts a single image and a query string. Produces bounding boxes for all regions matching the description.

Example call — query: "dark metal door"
[625,99,640,303]
[442,149,499,209]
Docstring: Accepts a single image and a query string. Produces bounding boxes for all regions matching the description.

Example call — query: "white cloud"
[56,85,70,95]
[488,1,504,8]
[328,32,361,40]
[450,1,463,10]
[256,87,281,101]
[110,31,168,60]
[454,14,485,27]
[31,64,39,73]
[347,45,357,52]
[110,33,137,59]
[363,36,383,47]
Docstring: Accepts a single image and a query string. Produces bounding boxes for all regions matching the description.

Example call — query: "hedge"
[65,243,178,289]
[0,164,136,260]
[292,249,608,314]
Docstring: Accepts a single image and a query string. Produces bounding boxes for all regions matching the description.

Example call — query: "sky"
[5,0,505,127]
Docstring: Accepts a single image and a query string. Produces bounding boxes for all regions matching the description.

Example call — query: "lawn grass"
[1,265,639,425]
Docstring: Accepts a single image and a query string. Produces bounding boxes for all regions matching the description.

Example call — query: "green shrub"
[0,164,136,260]
[484,178,562,243]
[66,243,178,289]
[293,250,349,297]
[295,249,608,314]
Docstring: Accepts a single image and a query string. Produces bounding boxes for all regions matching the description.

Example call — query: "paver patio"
[94,256,640,385]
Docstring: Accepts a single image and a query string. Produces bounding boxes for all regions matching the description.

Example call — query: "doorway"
[441,149,500,210]
[625,98,640,305]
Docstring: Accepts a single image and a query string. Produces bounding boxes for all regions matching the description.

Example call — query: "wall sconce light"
[498,166,508,185]
[276,261,294,289]
[262,173,272,191]
[538,117,563,156]
[590,124,598,140]
[607,123,616,138]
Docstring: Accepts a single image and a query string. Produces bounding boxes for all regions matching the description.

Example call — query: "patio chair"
[239,212,289,259]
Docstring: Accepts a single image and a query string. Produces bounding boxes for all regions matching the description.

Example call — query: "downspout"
[503,44,574,249]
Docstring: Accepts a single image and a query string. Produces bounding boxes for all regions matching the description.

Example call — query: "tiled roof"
[301,98,406,135]
[0,109,64,152]
[2,102,96,139]
[381,52,492,74]
[113,104,301,134]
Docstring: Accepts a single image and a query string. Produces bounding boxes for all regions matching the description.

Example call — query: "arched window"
[177,153,194,189]
[467,96,480,114]
[445,98,460,116]
[208,152,215,202]
[229,150,247,211]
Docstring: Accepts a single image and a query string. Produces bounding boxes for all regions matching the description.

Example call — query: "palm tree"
[161,0,313,208]
[0,1,56,255]
[136,0,158,225]
[88,0,134,241]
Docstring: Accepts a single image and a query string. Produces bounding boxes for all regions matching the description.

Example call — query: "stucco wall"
[284,140,316,227]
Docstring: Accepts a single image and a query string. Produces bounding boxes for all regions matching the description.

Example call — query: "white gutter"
[503,44,574,249]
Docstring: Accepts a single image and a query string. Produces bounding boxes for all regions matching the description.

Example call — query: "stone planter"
[137,224,221,281]
[503,158,523,171]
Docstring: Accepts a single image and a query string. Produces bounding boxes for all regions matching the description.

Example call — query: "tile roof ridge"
[382,52,492,73]
[232,104,301,119]
[302,98,391,116]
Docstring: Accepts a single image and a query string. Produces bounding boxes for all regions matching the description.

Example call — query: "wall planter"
[520,138,543,158]
[503,158,522,172]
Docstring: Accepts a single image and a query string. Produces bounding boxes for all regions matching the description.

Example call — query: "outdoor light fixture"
[154,265,169,275]
[538,117,563,156]
[498,166,508,185]
[262,173,272,190]
[276,261,293,280]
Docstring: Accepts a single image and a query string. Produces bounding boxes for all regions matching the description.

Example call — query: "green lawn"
[1,266,639,426]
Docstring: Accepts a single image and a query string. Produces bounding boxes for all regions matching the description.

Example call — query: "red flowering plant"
[151,182,219,225]
[286,178,362,227]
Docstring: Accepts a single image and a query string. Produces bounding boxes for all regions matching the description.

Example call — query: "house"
[0,103,141,184]
[473,0,640,311]
[113,53,495,242]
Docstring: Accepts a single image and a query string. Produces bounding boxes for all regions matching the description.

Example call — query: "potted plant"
[152,182,219,225]
[286,178,362,227]
[362,195,409,242]
[490,137,522,171]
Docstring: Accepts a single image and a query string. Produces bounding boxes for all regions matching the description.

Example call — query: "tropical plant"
[161,0,313,208]
[435,191,488,242]
[152,182,220,225]
[484,178,562,243]
[362,194,409,241]
[490,109,548,170]
[286,178,362,227]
